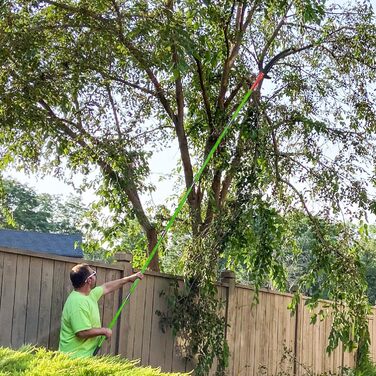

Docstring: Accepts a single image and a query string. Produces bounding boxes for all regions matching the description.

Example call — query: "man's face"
[85,268,97,288]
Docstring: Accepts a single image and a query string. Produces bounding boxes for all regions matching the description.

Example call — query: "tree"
[1,0,376,371]
[358,225,376,305]
[0,179,86,234]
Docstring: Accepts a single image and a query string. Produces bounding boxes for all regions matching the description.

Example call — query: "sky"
[4,142,181,207]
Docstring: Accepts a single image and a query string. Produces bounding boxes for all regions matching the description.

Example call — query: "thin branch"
[223,1,236,59]
[224,79,244,109]
[243,44,261,66]
[259,4,291,67]
[263,83,289,105]
[219,133,244,206]
[194,57,213,128]
[241,0,260,32]
[103,74,156,96]
[278,176,325,241]
[110,0,176,122]
[105,85,122,139]
[129,125,173,141]
[224,74,257,109]
[72,95,84,130]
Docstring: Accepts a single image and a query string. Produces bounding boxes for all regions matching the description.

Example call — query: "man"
[59,263,143,358]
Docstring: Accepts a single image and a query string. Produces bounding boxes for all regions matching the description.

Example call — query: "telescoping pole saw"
[93,48,299,356]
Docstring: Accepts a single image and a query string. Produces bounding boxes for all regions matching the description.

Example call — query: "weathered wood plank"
[132,272,147,361]
[247,288,257,376]
[270,294,279,374]
[232,288,241,375]
[125,272,138,359]
[117,261,133,357]
[141,275,155,365]
[25,257,42,344]
[162,280,176,372]
[0,253,17,347]
[259,291,270,373]
[49,260,66,349]
[149,277,169,368]
[225,278,236,374]
[109,269,121,355]
[37,259,54,347]
[0,251,4,311]
[238,288,248,375]
[101,268,116,355]
[12,255,30,348]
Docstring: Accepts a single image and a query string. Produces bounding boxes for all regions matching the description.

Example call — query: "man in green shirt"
[59,263,143,358]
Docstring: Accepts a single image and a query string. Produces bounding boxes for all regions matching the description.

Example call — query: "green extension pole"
[93,48,294,355]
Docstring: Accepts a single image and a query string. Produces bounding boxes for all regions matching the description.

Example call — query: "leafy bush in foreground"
[0,346,188,376]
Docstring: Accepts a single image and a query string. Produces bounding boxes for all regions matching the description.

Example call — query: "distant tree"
[358,225,376,305]
[0,179,86,234]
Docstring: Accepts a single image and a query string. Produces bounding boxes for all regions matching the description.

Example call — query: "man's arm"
[101,272,143,295]
[76,327,112,339]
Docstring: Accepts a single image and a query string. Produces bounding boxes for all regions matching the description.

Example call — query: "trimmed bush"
[0,346,189,376]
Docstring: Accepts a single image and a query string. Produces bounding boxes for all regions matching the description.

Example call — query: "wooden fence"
[0,246,374,375]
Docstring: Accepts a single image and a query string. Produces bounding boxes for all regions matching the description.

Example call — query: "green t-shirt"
[59,286,104,358]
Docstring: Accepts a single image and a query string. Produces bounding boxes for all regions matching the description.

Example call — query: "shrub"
[0,346,189,376]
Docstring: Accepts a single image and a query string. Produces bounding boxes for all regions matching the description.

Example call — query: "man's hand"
[102,272,144,295]
[76,327,112,340]
[127,272,144,283]
[102,328,112,339]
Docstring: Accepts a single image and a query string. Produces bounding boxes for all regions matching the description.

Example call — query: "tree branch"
[194,57,213,128]
[38,99,158,268]
[223,1,236,59]
[42,0,111,22]
[103,74,156,96]
[219,133,244,206]
[217,1,260,110]
[105,84,122,139]
[258,4,291,67]
[167,0,198,232]
[224,74,256,109]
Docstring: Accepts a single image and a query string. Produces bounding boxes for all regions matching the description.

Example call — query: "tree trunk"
[145,226,159,272]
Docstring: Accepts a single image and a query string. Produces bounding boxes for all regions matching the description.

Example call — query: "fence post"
[221,270,236,374]
[113,252,133,356]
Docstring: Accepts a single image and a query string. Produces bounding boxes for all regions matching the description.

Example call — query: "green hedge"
[0,346,189,376]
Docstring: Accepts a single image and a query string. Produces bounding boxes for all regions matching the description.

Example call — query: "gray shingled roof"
[0,229,83,258]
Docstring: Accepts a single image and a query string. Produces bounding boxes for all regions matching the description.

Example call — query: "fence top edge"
[229,283,296,298]
[0,246,124,270]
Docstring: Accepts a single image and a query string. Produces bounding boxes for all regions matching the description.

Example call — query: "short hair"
[70,263,92,289]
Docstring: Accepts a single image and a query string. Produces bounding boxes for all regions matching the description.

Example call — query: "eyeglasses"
[85,270,97,283]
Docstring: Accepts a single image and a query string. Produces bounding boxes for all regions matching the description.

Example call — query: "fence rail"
[1,246,373,375]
